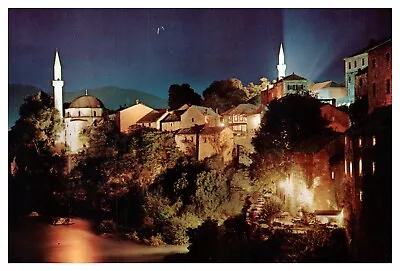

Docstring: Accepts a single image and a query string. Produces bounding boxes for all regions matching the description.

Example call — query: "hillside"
[8,84,167,129]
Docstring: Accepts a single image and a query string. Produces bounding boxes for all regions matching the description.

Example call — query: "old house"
[221,103,264,136]
[310,81,348,106]
[116,100,154,133]
[261,73,311,105]
[175,125,234,162]
[320,103,351,133]
[160,109,187,132]
[180,105,221,129]
[136,108,168,130]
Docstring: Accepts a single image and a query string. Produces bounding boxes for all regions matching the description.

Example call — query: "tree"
[202,78,248,112]
[168,83,202,110]
[348,95,368,125]
[245,77,270,104]
[250,93,333,196]
[9,91,64,156]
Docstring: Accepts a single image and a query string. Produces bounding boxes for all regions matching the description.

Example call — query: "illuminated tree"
[202,78,248,112]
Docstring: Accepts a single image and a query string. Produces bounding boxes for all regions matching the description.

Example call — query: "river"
[8,217,188,263]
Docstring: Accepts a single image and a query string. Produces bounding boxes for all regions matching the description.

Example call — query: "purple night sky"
[9,8,392,98]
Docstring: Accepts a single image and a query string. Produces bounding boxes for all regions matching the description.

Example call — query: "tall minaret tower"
[277,43,287,80]
[52,49,64,120]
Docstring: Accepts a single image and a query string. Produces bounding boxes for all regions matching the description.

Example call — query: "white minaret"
[277,43,286,80]
[52,49,64,120]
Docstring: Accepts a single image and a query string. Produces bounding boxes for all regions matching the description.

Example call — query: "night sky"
[9,8,392,99]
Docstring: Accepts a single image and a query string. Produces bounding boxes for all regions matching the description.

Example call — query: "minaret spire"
[277,43,287,80]
[52,49,64,120]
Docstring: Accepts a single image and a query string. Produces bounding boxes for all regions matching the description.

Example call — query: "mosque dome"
[69,95,104,108]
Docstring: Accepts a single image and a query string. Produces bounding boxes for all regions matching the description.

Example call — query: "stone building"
[354,67,368,99]
[180,105,221,129]
[366,39,392,113]
[51,50,106,153]
[175,124,234,162]
[160,109,187,132]
[320,103,351,133]
[136,109,168,130]
[221,103,264,136]
[310,81,348,106]
[116,101,154,133]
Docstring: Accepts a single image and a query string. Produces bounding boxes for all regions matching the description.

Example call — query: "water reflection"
[9,218,187,263]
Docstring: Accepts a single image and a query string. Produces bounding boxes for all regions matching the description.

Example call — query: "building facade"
[221,103,263,136]
[116,101,154,133]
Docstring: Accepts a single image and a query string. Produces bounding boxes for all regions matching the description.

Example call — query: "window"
[386,52,390,62]
[171,123,173,126]
[359,78,363,87]
[354,60,357,68]
[360,191,363,202]
[67,112,70,117]
[358,137,362,147]
[348,76,351,83]
[372,135,376,146]
[331,171,335,180]
[349,161,353,175]
[362,58,365,66]
[233,115,238,122]
[372,161,376,174]
[386,79,390,94]
[345,159,347,175]
[192,118,194,122]
[372,59,376,68]
[345,136,347,146]
[332,116,336,121]
[359,158,363,176]
[213,137,216,142]
[78,111,81,117]
[373,83,376,97]
[348,62,351,69]
[93,111,96,117]
[93,120,97,127]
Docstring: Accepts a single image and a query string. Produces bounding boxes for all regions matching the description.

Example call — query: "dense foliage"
[168,83,202,110]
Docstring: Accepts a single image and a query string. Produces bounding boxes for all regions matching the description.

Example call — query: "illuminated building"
[221,103,264,136]
[52,50,106,153]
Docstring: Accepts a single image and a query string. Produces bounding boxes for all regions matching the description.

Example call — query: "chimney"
[332,98,336,107]
[135,99,140,105]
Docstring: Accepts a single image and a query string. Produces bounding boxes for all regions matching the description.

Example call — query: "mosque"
[52,50,106,153]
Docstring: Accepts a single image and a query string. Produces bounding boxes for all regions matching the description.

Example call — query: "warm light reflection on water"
[9,218,188,263]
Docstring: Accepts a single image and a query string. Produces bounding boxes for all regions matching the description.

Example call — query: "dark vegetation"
[8,83,391,262]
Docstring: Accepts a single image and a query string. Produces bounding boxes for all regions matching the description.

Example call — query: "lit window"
[372,136,376,146]
[372,161,376,174]
[358,137,362,147]
[360,191,363,202]
[386,79,390,94]
[349,161,353,175]
[345,159,347,175]
[331,171,335,180]
[362,58,365,66]
[345,136,347,146]
[359,158,363,176]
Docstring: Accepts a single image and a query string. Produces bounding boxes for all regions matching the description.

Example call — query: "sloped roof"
[221,103,262,116]
[310,81,345,92]
[190,105,219,116]
[161,109,186,122]
[177,125,225,135]
[283,73,307,81]
[137,109,167,123]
